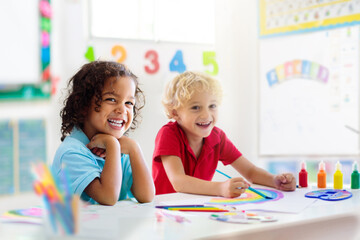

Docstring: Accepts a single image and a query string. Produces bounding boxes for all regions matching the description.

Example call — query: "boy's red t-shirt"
[152,121,242,195]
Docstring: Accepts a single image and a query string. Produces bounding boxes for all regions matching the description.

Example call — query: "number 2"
[111,45,127,63]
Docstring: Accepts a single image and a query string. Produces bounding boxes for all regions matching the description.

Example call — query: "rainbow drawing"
[266,59,329,87]
[206,188,283,205]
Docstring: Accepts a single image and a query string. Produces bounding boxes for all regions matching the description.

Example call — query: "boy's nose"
[115,104,125,113]
[200,109,210,118]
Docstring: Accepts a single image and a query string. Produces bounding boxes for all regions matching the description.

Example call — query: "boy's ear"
[172,109,179,120]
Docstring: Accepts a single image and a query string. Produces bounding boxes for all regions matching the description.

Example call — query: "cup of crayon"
[41,192,80,238]
[31,163,80,238]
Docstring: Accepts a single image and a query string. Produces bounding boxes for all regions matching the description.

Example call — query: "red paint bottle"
[299,161,308,187]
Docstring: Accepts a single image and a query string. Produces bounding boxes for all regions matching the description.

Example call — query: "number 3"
[144,50,160,74]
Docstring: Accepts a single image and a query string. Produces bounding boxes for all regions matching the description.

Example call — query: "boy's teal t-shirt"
[51,127,134,204]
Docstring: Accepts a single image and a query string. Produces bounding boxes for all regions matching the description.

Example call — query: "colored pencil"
[156,204,229,212]
[215,169,273,199]
[167,209,228,212]
[156,205,205,208]
[166,207,224,210]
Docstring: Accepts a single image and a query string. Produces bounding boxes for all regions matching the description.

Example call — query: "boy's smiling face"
[83,76,136,140]
[173,90,219,143]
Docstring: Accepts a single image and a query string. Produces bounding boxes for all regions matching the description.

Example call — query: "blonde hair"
[162,71,223,119]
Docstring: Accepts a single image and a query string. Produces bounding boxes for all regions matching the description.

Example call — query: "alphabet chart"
[259,0,360,37]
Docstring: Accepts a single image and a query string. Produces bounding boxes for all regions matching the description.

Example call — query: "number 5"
[203,51,218,76]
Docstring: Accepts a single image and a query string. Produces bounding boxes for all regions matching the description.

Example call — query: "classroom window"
[88,0,215,44]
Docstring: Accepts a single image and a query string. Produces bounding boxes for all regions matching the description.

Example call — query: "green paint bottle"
[351,161,359,189]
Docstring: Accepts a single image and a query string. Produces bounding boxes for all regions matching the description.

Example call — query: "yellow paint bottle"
[333,161,343,189]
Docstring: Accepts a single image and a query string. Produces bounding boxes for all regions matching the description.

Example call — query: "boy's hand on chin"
[87,133,118,158]
[118,135,137,154]
[90,147,106,158]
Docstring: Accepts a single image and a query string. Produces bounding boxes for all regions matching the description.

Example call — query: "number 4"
[169,50,186,73]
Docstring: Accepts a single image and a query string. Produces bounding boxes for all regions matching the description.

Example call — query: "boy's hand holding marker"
[220,177,250,198]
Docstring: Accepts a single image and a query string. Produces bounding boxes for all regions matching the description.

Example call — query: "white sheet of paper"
[155,188,317,214]
[232,188,316,213]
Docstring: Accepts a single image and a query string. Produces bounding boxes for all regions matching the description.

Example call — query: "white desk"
[1,188,360,240]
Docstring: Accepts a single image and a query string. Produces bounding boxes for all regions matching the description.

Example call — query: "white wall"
[213,0,259,179]
[1,0,259,176]
[215,0,258,158]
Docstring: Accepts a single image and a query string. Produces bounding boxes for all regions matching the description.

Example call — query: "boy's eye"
[104,98,116,102]
[210,104,217,109]
[191,106,200,110]
[125,101,134,106]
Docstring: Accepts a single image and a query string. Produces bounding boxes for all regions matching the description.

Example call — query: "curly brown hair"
[60,61,145,141]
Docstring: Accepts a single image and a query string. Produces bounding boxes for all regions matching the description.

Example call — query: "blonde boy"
[152,71,295,197]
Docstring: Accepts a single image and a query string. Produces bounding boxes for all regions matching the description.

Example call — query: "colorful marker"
[317,161,326,188]
[215,170,273,199]
[298,161,308,187]
[351,161,359,189]
[248,187,273,199]
[333,161,343,190]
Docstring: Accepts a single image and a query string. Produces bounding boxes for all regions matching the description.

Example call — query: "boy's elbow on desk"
[134,189,155,203]
[98,190,122,205]
[97,196,118,206]
[132,181,155,203]
[136,195,154,203]
[86,187,120,206]
[171,181,183,193]
[171,179,198,194]
[169,176,190,193]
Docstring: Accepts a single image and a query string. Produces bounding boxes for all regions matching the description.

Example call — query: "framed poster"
[0,0,52,100]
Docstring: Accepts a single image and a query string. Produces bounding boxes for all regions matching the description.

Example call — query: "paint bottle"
[351,161,359,189]
[298,161,308,187]
[317,161,326,188]
[333,161,343,190]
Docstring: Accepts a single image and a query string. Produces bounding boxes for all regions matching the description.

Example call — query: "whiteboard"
[0,1,40,85]
[259,26,359,156]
